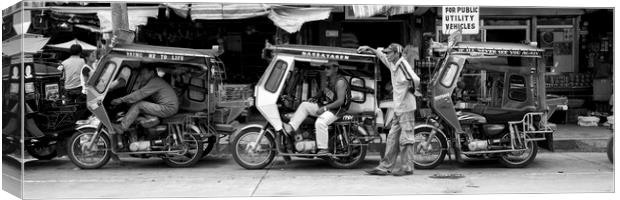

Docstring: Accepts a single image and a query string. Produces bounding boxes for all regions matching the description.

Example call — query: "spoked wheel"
[162,132,203,168]
[232,127,276,169]
[26,144,57,160]
[498,132,538,168]
[67,128,111,169]
[326,131,367,169]
[413,127,447,169]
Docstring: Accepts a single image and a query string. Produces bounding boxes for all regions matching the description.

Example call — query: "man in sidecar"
[109,65,179,134]
[282,62,351,155]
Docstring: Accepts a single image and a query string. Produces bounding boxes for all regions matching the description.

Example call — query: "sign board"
[452,47,543,57]
[442,6,479,35]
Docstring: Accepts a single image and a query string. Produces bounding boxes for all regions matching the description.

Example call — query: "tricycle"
[231,44,392,169]
[67,43,250,169]
[413,41,568,168]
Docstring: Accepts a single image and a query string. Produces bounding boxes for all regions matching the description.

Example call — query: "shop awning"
[48,6,159,32]
[349,5,415,18]
[46,39,97,51]
[165,3,332,33]
[2,36,50,57]
[166,3,270,19]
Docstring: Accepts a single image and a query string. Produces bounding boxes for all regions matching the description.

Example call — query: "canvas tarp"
[166,3,332,33]
[350,5,415,18]
[2,36,50,57]
[47,39,97,51]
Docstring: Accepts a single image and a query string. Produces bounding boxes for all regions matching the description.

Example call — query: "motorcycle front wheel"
[498,132,538,168]
[67,128,111,169]
[413,126,448,169]
[162,132,204,168]
[232,127,276,169]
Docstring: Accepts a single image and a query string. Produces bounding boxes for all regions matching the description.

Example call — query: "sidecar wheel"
[326,132,367,169]
[413,127,447,169]
[162,132,203,168]
[232,127,276,169]
[498,132,538,168]
[67,128,111,169]
[26,145,57,160]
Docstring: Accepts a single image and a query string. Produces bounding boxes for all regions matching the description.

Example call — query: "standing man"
[58,44,86,103]
[358,43,420,176]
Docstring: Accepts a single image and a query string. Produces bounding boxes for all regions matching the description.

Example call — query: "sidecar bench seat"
[137,115,160,128]
[471,106,535,124]
[161,113,194,124]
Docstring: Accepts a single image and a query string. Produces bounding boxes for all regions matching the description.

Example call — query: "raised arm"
[357,45,396,71]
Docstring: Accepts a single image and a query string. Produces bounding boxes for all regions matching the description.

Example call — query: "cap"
[382,43,403,54]
[321,62,339,69]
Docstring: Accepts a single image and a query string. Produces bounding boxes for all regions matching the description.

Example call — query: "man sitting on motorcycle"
[109,65,179,134]
[282,62,351,155]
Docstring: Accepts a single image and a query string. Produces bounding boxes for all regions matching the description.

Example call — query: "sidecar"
[2,37,83,160]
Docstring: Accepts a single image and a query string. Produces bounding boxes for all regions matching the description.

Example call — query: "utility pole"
[110,3,132,44]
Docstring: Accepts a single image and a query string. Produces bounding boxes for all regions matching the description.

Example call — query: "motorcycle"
[231,44,388,169]
[413,41,568,168]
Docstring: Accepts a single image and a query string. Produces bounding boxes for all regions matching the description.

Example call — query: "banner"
[442,6,479,35]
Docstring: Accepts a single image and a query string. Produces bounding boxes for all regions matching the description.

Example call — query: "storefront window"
[484,19,527,26]
[537,17,573,25]
[537,28,574,72]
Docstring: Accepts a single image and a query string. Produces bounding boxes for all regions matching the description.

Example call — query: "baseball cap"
[382,43,403,54]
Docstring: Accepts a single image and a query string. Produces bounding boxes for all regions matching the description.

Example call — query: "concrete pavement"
[4,151,612,199]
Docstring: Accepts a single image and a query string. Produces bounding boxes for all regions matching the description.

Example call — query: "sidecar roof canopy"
[267,44,377,63]
[451,42,544,58]
[110,43,221,66]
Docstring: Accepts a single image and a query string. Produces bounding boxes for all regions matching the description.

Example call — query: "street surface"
[1,151,615,199]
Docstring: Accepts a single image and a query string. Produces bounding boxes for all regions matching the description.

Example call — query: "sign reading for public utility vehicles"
[442,6,480,35]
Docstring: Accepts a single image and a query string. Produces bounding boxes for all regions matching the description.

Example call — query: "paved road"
[1,151,615,199]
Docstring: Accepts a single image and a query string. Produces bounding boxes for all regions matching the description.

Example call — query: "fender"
[231,123,268,141]
[413,123,448,143]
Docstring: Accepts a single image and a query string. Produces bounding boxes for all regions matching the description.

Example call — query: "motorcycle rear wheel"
[498,132,538,168]
[67,128,111,169]
[413,127,448,169]
[232,127,276,169]
[326,132,367,169]
[162,132,203,168]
